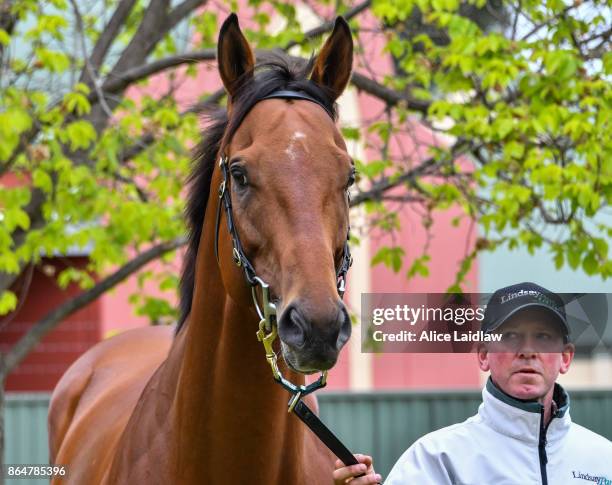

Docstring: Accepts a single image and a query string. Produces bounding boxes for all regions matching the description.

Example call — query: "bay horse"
[48,13,355,484]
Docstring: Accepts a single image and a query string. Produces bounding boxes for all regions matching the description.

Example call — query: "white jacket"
[385,379,612,485]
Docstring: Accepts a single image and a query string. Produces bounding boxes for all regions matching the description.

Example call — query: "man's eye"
[502,332,518,340]
[537,333,552,340]
[231,168,248,187]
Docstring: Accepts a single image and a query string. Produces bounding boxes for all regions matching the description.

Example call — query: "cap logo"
[500,290,559,310]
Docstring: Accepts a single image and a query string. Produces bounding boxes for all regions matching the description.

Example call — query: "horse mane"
[176,53,338,333]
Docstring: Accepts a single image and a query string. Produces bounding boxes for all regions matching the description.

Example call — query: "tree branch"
[350,158,438,207]
[69,0,114,117]
[99,46,430,115]
[167,0,207,30]
[95,49,216,104]
[1,237,186,378]
[520,4,576,42]
[350,138,471,207]
[0,0,17,66]
[284,0,372,50]
[351,71,430,114]
[83,0,138,82]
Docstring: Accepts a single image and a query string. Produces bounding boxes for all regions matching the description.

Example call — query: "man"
[333,282,612,484]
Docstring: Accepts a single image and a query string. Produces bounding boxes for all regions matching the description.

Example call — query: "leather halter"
[260,89,336,118]
[212,89,362,475]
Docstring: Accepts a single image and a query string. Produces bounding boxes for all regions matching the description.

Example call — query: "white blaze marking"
[285,131,307,161]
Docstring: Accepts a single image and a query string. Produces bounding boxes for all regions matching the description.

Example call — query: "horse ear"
[217,13,255,98]
[310,17,353,102]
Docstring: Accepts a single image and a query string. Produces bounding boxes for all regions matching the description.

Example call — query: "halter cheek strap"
[214,156,258,286]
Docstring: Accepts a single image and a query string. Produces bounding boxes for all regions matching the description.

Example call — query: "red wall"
[1,257,101,391]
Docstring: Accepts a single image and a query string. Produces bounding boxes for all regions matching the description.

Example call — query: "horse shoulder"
[48,325,174,478]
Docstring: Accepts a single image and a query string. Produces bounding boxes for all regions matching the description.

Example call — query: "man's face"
[477,308,575,401]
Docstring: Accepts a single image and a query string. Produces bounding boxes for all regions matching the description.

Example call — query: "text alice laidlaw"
[371,329,501,343]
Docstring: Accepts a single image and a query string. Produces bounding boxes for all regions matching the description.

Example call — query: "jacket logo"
[572,471,611,484]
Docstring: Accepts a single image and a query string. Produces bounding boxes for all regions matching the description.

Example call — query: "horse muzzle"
[277,300,351,372]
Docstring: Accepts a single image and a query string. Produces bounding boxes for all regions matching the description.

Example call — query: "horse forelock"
[176,54,337,334]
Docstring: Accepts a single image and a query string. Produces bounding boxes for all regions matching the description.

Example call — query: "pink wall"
[352,11,480,389]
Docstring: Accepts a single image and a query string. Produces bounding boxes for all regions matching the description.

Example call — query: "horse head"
[215,14,354,373]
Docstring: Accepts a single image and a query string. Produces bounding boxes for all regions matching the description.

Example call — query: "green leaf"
[371,246,405,273]
[567,248,581,270]
[545,51,578,79]
[61,120,97,150]
[159,274,179,291]
[0,252,20,273]
[582,252,597,276]
[74,83,91,94]
[3,207,30,231]
[407,255,431,278]
[136,296,177,323]
[153,107,180,128]
[603,51,612,75]
[0,291,17,315]
[35,47,70,72]
[341,127,361,141]
[357,159,389,179]
[0,108,33,139]
[592,238,608,259]
[0,29,10,46]
[503,141,524,160]
[32,169,53,193]
[494,118,514,139]
[57,267,94,289]
[63,92,91,115]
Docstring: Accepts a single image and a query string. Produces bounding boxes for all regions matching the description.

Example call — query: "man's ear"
[477,343,490,372]
[559,343,575,374]
[217,13,255,98]
[310,17,353,102]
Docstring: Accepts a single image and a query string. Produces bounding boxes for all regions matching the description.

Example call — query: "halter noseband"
[213,89,353,398]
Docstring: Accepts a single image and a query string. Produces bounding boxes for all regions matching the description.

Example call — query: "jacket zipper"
[538,407,549,485]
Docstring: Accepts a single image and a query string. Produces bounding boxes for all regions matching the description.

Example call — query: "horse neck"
[167,179,309,482]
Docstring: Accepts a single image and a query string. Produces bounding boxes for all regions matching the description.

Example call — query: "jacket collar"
[479,377,571,444]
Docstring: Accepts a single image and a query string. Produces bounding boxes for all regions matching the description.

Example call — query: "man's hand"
[333,454,382,484]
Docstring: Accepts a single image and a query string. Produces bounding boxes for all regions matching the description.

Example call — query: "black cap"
[482,282,570,337]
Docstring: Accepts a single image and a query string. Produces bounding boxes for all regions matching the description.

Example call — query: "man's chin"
[507,376,545,400]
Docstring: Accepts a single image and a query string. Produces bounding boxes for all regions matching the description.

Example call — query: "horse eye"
[230,167,248,188]
[346,168,356,188]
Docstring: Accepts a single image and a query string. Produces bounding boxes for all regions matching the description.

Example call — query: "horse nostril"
[279,306,307,349]
[335,307,351,350]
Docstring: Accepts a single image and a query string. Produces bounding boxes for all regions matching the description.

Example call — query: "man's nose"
[517,336,538,356]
